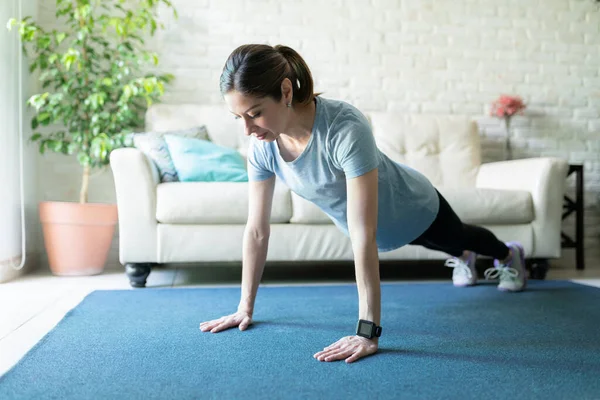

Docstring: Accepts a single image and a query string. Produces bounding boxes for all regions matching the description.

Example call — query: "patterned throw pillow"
[132,126,211,182]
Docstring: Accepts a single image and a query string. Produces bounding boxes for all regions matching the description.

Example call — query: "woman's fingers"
[345,352,361,363]
[239,317,252,331]
[199,322,215,332]
[321,349,350,361]
[314,345,345,360]
[200,312,253,333]
[200,312,252,333]
[199,317,225,332]
[210,320,233,333]
[314,336,377,362]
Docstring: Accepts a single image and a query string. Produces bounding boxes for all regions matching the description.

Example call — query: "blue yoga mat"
[1,280,599,399]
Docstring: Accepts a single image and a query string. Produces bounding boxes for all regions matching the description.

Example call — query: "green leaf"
[37,112,51,123]
[61,142,71,154]
[23,25,37,41]
[161,73,175,83]
[51,141,63,153]
[77,152,91,166]
[28,60,38,73]
[55,32,67,44]
[31,117,39,130]
[143,79,154,93]
[62,48,78,71]
[37,35,51,49]
[123,85,132,98]
[30,133,42,142]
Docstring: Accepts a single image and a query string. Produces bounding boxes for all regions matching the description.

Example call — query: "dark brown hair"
[219,44,316,106]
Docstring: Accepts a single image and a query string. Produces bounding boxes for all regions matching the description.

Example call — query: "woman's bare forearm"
[238,226,270,315]
[353,237,381,329]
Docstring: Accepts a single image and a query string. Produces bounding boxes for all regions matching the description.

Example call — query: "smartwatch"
[356,319,382,339]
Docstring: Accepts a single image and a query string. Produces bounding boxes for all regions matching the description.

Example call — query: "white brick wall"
[36,0,600,269]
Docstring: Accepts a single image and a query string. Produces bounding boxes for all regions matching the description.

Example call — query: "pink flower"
[490,95,526,118]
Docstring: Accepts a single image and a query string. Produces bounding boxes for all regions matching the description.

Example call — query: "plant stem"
[74,0,92,203]
[80,164,90,204]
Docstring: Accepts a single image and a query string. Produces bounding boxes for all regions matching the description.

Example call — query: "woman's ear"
[280,78,293,105]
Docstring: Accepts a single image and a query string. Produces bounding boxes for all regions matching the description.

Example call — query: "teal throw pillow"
[164,134,248,182]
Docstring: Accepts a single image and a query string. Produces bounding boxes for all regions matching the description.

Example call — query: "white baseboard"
[0,253,40,283]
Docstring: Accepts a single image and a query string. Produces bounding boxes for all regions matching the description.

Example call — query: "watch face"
[358,322,372,336]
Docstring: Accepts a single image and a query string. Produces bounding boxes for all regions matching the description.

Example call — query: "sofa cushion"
[437,187,534,225]
[365,114,481,188]
[290,187,533,225]
[156,181,292,224]
[290,192,332,224]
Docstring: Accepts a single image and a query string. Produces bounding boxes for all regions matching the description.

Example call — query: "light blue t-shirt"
[247,96,440,252]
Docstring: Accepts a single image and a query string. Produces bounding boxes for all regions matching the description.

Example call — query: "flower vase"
[504,117,513,160]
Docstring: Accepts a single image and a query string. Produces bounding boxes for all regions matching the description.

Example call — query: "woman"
[199,44,526,364]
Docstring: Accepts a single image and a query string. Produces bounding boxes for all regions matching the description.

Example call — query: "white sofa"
[110,104,569,288]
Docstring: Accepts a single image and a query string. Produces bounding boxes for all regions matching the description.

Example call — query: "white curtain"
[0,0,23,272]
[0,0,37,282]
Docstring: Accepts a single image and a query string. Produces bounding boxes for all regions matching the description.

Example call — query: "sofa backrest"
[366,113,481,188]
[145,104,481,188]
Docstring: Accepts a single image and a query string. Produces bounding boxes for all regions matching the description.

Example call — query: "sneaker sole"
[454,282,477,287]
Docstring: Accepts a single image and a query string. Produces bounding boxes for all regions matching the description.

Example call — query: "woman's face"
[224,89,290,143]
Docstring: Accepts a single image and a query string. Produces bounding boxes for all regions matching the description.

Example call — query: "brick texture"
[36,0,600,270]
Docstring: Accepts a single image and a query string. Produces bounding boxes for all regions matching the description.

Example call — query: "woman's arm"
[346,168,381,338]
[238,175,276,315]
[314,167,381,363]
[199,176,275,334]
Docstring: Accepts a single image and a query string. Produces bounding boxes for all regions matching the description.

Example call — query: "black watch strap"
[356,319,382,339]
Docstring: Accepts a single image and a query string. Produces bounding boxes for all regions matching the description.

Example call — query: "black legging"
[409,189,510,260]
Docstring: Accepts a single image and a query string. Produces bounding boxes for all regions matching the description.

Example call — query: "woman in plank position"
[200,44,526,363]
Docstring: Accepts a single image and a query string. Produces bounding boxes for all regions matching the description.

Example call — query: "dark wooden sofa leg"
[125,263,152,288]
[527,259,549,280]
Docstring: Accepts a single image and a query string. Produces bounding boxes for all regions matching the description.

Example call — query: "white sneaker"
[484,242,527,292]
[445,252,477,287]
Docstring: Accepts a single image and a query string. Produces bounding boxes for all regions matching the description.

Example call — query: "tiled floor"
[1,259,599,378]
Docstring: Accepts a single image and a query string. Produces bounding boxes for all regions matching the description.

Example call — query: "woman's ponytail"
[274,45,315,106]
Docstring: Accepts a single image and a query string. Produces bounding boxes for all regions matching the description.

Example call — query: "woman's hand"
[313,336,378,363]
[199,310,253,333]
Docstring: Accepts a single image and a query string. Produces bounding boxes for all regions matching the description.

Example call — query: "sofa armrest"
[109,148,159,264]
[476,157,569,257]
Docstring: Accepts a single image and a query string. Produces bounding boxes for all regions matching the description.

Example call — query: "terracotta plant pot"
[39,201,118,276]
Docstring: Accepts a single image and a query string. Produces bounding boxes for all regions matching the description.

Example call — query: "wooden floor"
[1,257,599,378]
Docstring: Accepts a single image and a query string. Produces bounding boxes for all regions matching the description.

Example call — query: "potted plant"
[8,0,176,276]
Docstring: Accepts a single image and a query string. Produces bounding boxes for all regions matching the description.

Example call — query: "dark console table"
[561,164,584,270]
